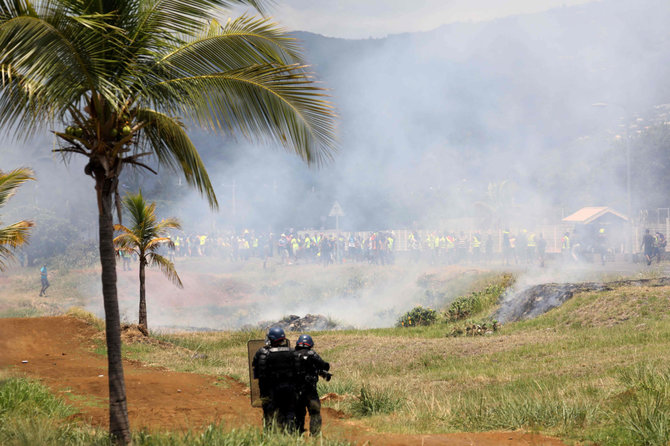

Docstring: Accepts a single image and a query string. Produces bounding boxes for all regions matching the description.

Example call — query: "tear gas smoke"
[2,0,670,329]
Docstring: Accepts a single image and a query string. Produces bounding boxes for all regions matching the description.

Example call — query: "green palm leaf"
[147,252,182,287]
[148,64,336,165]
[0,167,34,270]
[135,108,217,207]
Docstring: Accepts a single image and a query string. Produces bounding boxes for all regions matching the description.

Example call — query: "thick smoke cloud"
[159,0,670,234]
[3,0,670,329]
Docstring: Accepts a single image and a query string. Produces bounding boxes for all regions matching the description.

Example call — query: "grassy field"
[130,272,670,445]
[2,261,670,445]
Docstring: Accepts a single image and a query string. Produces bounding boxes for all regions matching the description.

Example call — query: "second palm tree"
[114,192,182,334]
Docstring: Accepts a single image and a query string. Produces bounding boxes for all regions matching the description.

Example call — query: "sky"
[254,0,600,38]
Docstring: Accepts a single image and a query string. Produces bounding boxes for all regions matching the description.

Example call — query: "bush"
[445,281,508,322]
[396,306,438,327]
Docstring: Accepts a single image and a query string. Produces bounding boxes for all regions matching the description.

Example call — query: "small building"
[562,206,628,254]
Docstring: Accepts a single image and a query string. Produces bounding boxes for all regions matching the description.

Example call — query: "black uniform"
[295,348,330,436]
[252,341,298,431]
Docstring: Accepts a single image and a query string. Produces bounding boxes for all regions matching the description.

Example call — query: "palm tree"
[475,180,518,230]
[0,0,336,442]
[114,192,182,334]
[0,168,35,270]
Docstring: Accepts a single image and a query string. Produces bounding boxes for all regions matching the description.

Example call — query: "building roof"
[562,206,628,224]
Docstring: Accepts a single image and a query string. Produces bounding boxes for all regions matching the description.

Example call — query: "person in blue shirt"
[39,264,50,296]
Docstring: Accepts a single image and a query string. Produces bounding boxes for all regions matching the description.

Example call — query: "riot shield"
[247,338,292,407]
[247,339,265,407]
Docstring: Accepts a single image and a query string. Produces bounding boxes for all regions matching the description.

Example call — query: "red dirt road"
[0,316,566,445]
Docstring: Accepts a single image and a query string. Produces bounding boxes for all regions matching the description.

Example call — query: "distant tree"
[114,192,181,333]
[0,0,336,442]
[0,168,35,270]
[475,180,518,230]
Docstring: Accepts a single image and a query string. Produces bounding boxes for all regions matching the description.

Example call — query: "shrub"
[396,306,438,327]
[445,281,508,322]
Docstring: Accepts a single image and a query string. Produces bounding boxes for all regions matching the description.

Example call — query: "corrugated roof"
[562,206,628,224]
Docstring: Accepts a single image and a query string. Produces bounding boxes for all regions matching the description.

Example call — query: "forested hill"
[145,0,670,229]
[7,0,670,233]
[248,0,670,228]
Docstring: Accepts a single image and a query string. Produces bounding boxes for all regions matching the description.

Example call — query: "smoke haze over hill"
[3,0,670,236]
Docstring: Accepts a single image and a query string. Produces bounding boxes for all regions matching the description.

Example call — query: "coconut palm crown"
[0,168,34,270]
[114,191,182,332]
[0,0,336,442]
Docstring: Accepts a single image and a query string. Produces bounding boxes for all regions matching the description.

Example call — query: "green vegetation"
[396,306,438,327]
[0,168,35,271]
[615,364,670,446]
[106,275,670,444]
[349,385,404,417]
[445,274,512,321]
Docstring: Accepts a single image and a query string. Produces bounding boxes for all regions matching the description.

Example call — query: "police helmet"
[296,334,314,349]
[267,327,286,344]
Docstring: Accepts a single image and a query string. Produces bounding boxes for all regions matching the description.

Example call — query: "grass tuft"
[349,385,403,417]
[616,364,670,446]
[66,307,105,331]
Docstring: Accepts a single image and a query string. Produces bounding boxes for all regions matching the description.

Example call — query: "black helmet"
[267,327,286,344]
[296,334,314,349]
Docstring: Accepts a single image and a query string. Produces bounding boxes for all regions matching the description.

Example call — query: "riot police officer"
[252,327,298,431]
[294,334,331,436]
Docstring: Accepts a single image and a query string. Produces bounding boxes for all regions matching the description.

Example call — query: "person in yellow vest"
[446,233,455,264]
[431,232,440,264]
[561,232,571,261]
[502,229,512,265]
[526,232,536,265]
[387,233,395,264]
[252,236,259,258]
[471,232,481,263]
[199,234,207,256]
[291,237,300,262]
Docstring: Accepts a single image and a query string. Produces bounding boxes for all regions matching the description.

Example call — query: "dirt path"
[0,316,565,445]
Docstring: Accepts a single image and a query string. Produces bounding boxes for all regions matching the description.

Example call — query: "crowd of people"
[404,229,551,266]
[157,226,667,268]
[167,230,397,265]
[640,229,667,265]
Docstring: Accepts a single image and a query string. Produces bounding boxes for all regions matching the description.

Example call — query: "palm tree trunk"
[139,258,147,332]
[97,175,131,444]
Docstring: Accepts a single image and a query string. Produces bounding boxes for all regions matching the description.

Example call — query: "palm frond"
[155,216,181,231]
[113,224,142,253]
[0,167,34,207]
[157,15,302,76]
[135,108,217,208]
[0,10,126,135]
[0,220,33,270]
[0,220,33,247]
[145,236,174,252]
[147,64,337,166]
[148,252,182,288]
